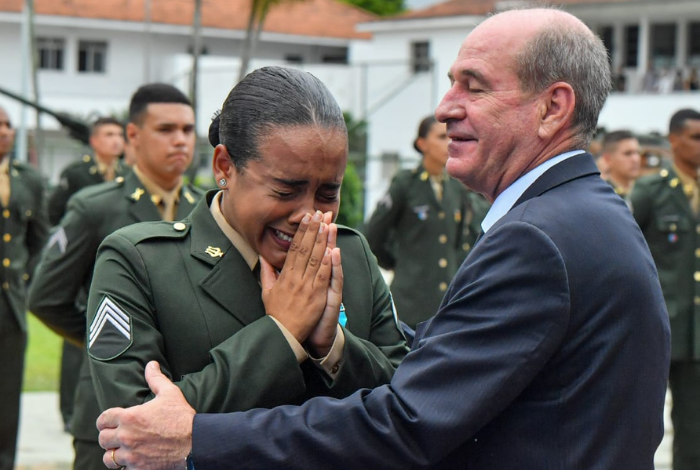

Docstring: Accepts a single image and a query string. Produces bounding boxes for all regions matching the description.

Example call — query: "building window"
[650,23,676,68]
[78,41,107,73]
[411,41,430,73]
[285,54,304,64]
[688,22,700,66]
[623,25,639,67]
[599,26,613,64]
[37,37,64,71]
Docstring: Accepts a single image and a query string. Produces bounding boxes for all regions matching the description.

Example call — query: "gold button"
[696,248,700,258]
[660,169,669,177]
[22,273,29,281]
[695,272,700,282]
[439,282,448,291]
[3,258,10,267]
[2,282,8,290]
[439,234,447,244]
[670,223,677,232]
[115,176,125,184]
[173,222,186,231]
[670,178,679,188]
[25,210,32,217]
[463,243,471,251]
[439,258,447,268]
[438,212,445,219]
[695,296,700,306]
[82,154,91,162]
[697,226,700,235]
[3,234,10,242]
[2,209,9,218]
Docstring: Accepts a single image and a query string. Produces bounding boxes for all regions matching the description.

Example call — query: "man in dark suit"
[28,83,203,470]
[48,116,128,433]
[96,8,671,470]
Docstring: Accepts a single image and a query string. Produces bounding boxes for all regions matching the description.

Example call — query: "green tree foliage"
[336,112,367,228]
[340,0,404,16]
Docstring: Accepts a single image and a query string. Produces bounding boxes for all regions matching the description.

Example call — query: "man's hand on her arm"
[97,361,194,470]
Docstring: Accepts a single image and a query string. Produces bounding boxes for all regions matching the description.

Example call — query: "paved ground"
[15,390,674,470]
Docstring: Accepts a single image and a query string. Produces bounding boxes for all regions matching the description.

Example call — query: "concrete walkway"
[15,390,674,470]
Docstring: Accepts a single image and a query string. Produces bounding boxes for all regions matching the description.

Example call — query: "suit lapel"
[190,192,266,326]
[513,153,599,209]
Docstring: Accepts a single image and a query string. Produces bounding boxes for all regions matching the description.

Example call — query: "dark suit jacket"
[192,153,671,470]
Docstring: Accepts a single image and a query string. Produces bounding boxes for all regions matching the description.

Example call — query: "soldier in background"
[47,116,126,433]
[364,116,488,329]
[0,106,49,470]
[630,108,700,470]
[28,84,204,470]
[601,130,641,203]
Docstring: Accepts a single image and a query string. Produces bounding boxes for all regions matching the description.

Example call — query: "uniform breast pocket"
[655,215,690,245]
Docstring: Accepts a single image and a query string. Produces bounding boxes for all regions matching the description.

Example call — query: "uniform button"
[439,282,448,291]
[439,234,447,244]
[695,296,700,306]
[696,248,700,258]
[2,258,10,267]
[670,223,677,232]
[173,222,186,231]
[2,233,10,242]
[463,243,471,251]
[438,212,445,219]
[115,176,125,184]
[439,258,447,268]
[2,209,9,218]
[697,226,700,235]
[695,272,700,282]
[25,210,32,217]
[2,282,8,290]
[22,273,29,281]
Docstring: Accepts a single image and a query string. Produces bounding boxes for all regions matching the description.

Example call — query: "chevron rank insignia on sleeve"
[47,227,68,254]
[88,296,133,361]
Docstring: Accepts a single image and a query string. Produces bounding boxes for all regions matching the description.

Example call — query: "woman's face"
[218,125,347,270]
[417,121,449,168]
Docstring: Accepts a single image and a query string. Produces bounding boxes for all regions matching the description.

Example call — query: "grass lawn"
[23,313,63,392]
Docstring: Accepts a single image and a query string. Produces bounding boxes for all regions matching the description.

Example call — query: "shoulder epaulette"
[113,220,191,245]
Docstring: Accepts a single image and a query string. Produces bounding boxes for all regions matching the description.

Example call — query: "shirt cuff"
[268,316,308,364]
[309,324,345,379]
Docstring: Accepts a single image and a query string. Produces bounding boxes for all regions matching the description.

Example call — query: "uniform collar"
[132,165,182,206]
[209,191,259,271]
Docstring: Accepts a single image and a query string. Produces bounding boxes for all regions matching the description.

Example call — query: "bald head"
[471,8,611,146]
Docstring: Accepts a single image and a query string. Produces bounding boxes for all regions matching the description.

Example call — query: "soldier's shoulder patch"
[88,296,133,361]
[47,226,68,255]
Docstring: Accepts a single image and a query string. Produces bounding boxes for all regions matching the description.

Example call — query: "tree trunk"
[237,0,261,83]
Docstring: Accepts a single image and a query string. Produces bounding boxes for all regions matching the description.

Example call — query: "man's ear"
[212,145,236,186]
[125,123,139,146]
[537,82,576,140]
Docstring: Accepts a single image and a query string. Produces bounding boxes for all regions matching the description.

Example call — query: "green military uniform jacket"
[28,171,203,442]
[0,159,49,328]
[0,159,48,470]
[364,164,489,328]
[48,154,128,225]
[630,167,700,361]
[87,191,408,415]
